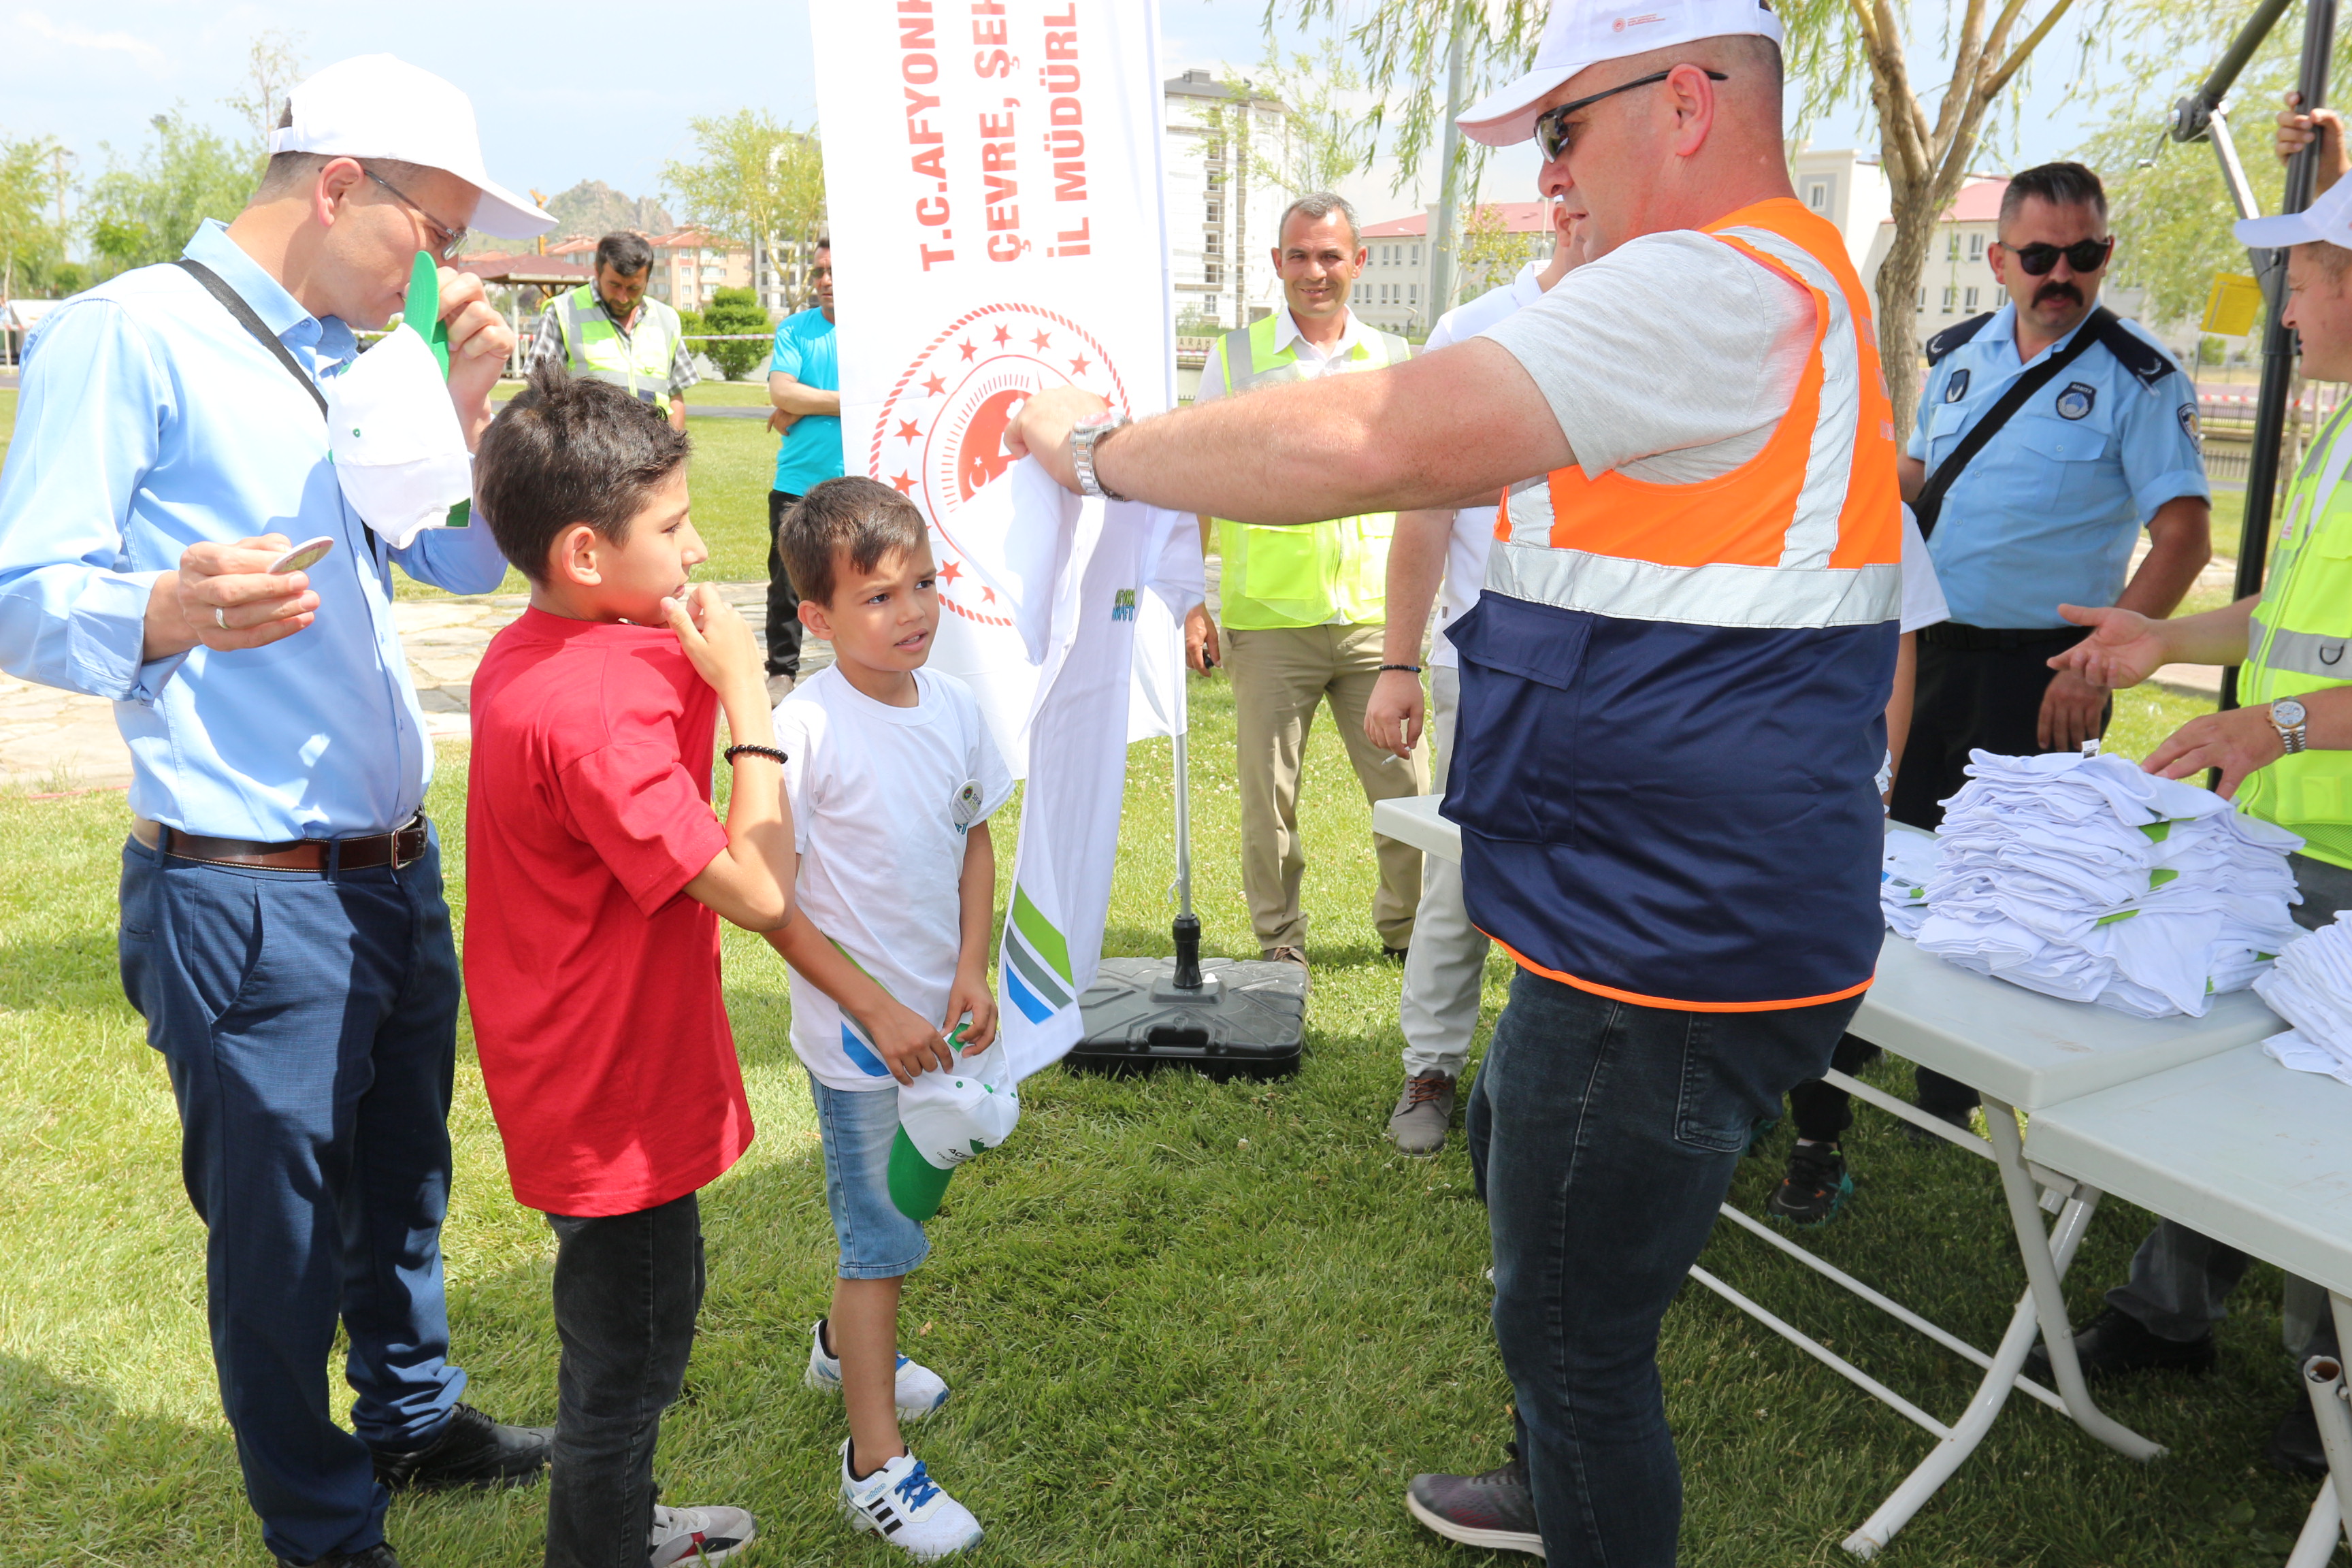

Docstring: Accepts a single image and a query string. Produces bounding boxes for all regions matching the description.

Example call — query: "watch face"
[2274,698,2307,728]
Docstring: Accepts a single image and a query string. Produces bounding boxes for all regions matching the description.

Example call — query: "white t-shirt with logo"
[774,666,1015,1091]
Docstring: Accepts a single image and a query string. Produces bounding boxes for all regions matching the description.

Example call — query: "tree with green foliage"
[662,111,826,309]
[1211,46,1373,202]
[84,113,259,279]
[0,135,71,299]
[685,287,771,382]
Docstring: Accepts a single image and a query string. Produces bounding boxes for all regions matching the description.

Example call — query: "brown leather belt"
[132,815,429,872]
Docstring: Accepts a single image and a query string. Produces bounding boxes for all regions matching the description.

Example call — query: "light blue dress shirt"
[1909,301,2208,629]
[0,220,510,839]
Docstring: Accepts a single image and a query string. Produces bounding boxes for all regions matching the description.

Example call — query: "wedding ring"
[215,606,231,632]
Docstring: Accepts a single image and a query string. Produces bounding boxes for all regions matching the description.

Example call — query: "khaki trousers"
[1223,622,1429,953]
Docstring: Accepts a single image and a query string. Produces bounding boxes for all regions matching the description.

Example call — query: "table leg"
[2302,1296,2352,1553]
[1840,1186,2104,1558]
[1984,1096,2166,1463]
[2283,1484,2345,1568]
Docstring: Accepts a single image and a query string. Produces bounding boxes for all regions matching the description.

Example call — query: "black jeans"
[545,1192,705,1568]
[765,489,803,679]
[1886,626,2110,1117]
[1477,969,1857,1565]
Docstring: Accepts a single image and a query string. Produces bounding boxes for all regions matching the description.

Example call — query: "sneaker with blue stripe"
[839,1439,983,1561]
[804,1318,951,1418]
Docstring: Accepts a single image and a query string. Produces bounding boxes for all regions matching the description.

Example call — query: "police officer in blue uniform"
[1786,162,2212,1179]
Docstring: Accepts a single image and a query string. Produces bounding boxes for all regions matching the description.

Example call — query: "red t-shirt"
[464,608,751,1216]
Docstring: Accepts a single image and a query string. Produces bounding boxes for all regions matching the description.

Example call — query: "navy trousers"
[1477,969,1857,1566]
[118,826,467,1565]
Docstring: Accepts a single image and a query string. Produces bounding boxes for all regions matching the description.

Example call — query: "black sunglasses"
[1534,68,1730,162]
[2008,237,2113,276]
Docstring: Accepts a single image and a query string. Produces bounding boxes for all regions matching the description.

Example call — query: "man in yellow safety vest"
[2035,97,2352,1482]
[527,231,696,432]
[1188,193,1427,975]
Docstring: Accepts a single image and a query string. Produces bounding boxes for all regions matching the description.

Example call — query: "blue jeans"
[810,1077,928,1278]
[1479,968,1857,1566]
[118,828,467,1565]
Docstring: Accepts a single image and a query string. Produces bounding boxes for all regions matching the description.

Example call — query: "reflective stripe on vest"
[2237,401,2352,861]
[1209,314,1411,628]
[555,286,676,412]
[1450,197,1903,1013]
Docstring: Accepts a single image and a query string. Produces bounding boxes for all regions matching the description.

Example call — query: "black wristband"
[1379,663,1423,675]
[723,743,789,766]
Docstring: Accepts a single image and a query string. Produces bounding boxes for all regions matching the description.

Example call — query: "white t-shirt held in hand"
[774,666,1015,1092]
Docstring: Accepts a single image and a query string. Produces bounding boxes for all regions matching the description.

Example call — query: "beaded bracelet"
[724,744,789,766]
[1379,663,1424,675]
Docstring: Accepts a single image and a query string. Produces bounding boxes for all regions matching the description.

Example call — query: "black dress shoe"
[277,1545,400,1568]
[371,1403,553,1490]
[2268,1395,2330,1477]
[2022,1305,2217,1384]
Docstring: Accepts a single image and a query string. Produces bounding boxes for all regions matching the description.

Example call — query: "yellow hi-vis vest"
[549,284,681,414]
[1206,314,1411,628]
[2238,401,2352,870]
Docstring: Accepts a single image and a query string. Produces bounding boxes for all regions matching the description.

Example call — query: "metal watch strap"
[2274,703,2309,754]
[1072,412,1129,500]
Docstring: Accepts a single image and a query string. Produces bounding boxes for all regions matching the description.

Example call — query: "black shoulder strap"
[2089,312,2179,391]
[1924,312,1997,367]
[176,257,378,557]
[176,258,326,418]
[1912,306,2116,540]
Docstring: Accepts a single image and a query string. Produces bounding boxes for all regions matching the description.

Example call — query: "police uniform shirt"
[1909,301,2207,630]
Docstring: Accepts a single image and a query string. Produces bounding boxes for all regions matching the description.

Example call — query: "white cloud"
[14,8,172,71]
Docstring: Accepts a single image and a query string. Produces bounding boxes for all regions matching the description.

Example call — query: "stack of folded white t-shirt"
[2254,913,2352,1087]
[1907,751,2304,1018]
[1880,829,1938,938]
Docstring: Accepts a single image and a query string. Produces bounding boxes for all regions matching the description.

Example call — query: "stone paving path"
[0,583,823,794]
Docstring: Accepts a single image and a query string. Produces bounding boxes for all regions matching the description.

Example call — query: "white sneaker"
[804,1318,951,1418]
[648,1503,757,1565]
[839,1439,984,1561]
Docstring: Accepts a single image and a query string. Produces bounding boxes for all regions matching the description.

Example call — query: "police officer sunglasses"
[2008,237,2114,276]
[361,167,469,261]
[1533,69,1730,163]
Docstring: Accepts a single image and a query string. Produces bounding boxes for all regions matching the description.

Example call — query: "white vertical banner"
[811,0,1176,773]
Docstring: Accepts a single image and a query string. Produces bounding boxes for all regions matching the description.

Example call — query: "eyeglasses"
[2007,237,2114,276]
[361,167,468,261]
[1534,68,1730,163]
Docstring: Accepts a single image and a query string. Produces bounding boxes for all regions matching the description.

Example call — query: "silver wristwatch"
[1070,408,1130,500]
[2271,696,2310,755]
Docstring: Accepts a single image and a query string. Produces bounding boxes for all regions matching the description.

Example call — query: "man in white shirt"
[1188,194,1426,975]
[1366,198,1582,1154]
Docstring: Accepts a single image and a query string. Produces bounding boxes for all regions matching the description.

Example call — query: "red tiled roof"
[1362,200,1555,238]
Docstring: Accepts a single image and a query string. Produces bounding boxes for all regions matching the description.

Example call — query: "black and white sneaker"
[839,1438,983,1561]
[1405,1443,1544,1557]
[648,1503,757,1565]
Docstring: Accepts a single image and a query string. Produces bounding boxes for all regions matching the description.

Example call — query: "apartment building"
[1164,67,1296,331]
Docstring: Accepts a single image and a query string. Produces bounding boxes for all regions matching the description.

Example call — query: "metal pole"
[2170,0,2299,143]
[1169,623,1203,989]
[2222,0,2336,715]
[1426,2,1470,325]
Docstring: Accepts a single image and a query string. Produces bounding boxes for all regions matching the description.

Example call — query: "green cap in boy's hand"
[887,1034,1020,1221]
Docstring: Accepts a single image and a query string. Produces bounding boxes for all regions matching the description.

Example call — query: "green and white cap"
[887,1036,1021,1222]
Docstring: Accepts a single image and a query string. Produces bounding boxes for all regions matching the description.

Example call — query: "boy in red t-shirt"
[466,366,797,1568]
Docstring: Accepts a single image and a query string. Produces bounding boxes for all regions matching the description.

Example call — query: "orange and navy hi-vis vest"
[1439,197,1903,1012]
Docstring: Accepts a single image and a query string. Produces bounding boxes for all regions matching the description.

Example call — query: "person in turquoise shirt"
[763,241,840,695]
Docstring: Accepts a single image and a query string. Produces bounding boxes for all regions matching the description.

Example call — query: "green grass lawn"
[1,669,2338,1568]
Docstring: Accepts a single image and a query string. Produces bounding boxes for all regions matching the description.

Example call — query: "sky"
[1,0,2198,240]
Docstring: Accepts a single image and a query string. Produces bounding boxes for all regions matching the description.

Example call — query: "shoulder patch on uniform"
[2178,401,2201,448]
[1925,312,1997,366]
[1943,368,1971,402]
[2091,316,2179,391]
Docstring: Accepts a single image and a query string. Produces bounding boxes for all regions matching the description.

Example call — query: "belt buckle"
[394,816,429,868]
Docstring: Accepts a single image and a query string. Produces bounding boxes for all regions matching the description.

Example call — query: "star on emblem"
[890,472,916,495]
[958,340,978,361]
[896,419,921,441]
[923,373,947,397]
[992,325,1012,346]
[1030,329,1052,350]
[1068,354,1090,375]
[980,586,997,604]
[939,560,964,584]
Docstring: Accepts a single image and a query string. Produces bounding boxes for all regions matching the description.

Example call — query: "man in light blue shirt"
[0,54,557,1568]
[762,240,840,694]
[1891,161,2210,1130]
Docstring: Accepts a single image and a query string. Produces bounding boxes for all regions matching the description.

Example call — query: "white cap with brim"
[2234,176,2352,251]
[270,54,553,240]
[1457,0,1786,148]
[887,1038,1022,1222]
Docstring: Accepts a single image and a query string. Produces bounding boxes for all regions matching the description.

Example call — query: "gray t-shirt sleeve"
[1480,231,1816,486]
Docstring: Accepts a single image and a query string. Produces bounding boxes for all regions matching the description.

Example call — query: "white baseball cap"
[887,1041,1022,1222]
[2235,176,2352,251]
[1457,0,1786,148]
[270,54,553,240]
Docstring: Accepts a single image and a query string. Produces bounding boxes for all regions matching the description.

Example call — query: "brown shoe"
[1262,945,1310,990]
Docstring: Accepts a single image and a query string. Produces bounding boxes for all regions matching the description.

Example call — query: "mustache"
[2034,280,2084,307]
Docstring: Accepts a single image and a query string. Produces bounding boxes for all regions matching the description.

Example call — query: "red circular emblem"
[870,302,1129,628]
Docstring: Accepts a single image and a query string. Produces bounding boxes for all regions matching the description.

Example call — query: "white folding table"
[2029,1047,2352,1565]
[1371,797,2289,1556]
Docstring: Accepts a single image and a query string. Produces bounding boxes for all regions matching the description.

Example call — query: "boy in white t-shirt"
[764,477,1012,1561]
